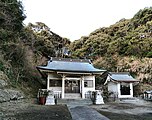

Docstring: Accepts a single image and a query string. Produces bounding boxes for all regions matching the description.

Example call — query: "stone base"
[94,100,104,104]
[94,97,104,104]
[45,97,55,105]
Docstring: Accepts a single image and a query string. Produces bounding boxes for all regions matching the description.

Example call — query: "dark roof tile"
[37,58,106,74]
[109,72,138,82]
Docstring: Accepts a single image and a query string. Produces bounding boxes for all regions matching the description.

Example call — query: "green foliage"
[0,61,4,71]
[70,7,152,59]
[24,22,71,57]
[132,7,152,26]
[0,0,25,43]
[146,51,152,58]
[0,1,152,95]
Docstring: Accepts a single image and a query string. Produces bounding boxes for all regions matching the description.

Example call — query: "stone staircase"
[64,93,81,99]
[57,98,93,106]
[55,93,93,106]
[119,97,140,103]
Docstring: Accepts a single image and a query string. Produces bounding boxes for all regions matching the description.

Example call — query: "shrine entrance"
[65,80,80,93]
[120,84,131,95]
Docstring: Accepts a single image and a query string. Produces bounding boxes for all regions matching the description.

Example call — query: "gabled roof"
[37,57,106,74]
[108,72,139,82]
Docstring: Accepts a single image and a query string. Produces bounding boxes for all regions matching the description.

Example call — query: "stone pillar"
[81,76,85,99]
[47,74,50,90]
[94,90,104,104]
[62,75,65,99]
[45,90,55,105]
[117,83,121,98]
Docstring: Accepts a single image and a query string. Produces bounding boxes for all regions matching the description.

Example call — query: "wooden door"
[120,84,130,95]
[65,80,80,93]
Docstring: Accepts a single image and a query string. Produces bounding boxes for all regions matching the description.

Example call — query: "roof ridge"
[109,72,129,74]
[50,57,91,63]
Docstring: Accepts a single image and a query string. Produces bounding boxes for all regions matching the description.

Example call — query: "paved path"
[68,105,110,120]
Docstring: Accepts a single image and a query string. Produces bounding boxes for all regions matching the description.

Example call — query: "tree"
[24,22,71,57]
[0,0,25,43]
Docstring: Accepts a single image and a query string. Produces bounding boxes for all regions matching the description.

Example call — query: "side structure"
[104,72,139,98]
[37,57,106,99]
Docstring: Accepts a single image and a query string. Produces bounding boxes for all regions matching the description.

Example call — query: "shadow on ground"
[1,100,72,120]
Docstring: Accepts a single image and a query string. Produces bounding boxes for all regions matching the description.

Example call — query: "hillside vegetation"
[0,0,151,97]
[70,7,152,89]
[0,0,70,96]
[70,7,152,58]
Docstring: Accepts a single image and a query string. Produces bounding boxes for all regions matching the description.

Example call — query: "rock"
[0,89,24,103]
[0,79,8,88]
[0,71,9,80]
[5,89,24,100]
[0,89,10,102]
[0,71,9,89]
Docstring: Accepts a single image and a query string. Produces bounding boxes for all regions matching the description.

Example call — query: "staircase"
[57,98,93,106]
[119,97,140,103]
[64,93,81,99]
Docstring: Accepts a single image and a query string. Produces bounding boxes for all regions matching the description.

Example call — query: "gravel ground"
[91,99,152,120]
[0,99,72,120]
[1,98,152,120]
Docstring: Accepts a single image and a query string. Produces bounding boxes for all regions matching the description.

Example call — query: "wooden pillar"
[93,75,95,90]
[47,74,50,90]
[130,83,133,97]
[62,75,65,98]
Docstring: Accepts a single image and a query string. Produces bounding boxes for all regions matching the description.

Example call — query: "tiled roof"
[109,72,138,82]
[37,57,106,74]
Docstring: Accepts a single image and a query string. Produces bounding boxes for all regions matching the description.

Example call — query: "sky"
[22,0,151,41]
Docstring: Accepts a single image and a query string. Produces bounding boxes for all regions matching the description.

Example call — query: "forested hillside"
[0,0,70,96]
[70,7,152,58]
[0,0,151,97]
[70,7,152,91]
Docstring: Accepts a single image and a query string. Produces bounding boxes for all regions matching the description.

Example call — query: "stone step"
[57,98,93,106]
[119,97,137,101]
[64,93,81,99]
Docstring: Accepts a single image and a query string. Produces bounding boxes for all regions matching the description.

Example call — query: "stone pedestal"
[45,91,55,105]
[94,90,104,104]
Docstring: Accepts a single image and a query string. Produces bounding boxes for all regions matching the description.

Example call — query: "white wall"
[83,75,95,96]
[48,87,62,91]
[47,73,62,91]
[108,82,118,93]
[48,73,61,80]
[108,82,134,98]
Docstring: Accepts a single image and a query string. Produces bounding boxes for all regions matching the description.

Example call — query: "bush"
[146,51,152,58]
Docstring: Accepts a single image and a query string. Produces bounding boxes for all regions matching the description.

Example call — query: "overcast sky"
[22,0,151,41]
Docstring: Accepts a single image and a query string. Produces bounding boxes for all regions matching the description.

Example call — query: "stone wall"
[0,71,24,103]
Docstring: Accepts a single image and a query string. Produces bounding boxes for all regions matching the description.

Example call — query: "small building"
[104,72,139,98]
[37,57,106,99]
[144,90,152,100]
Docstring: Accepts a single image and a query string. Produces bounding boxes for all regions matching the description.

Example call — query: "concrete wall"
[108,82,118,93]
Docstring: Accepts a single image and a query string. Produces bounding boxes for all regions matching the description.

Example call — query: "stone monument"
[45,90,55,105]
[94,90,104,104]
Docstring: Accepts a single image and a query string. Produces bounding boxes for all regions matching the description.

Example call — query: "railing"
[37,89,62,99]
[85,91,95,99]
[37,89,49,98]
[85,90,104,99]
[54,91,62,99]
